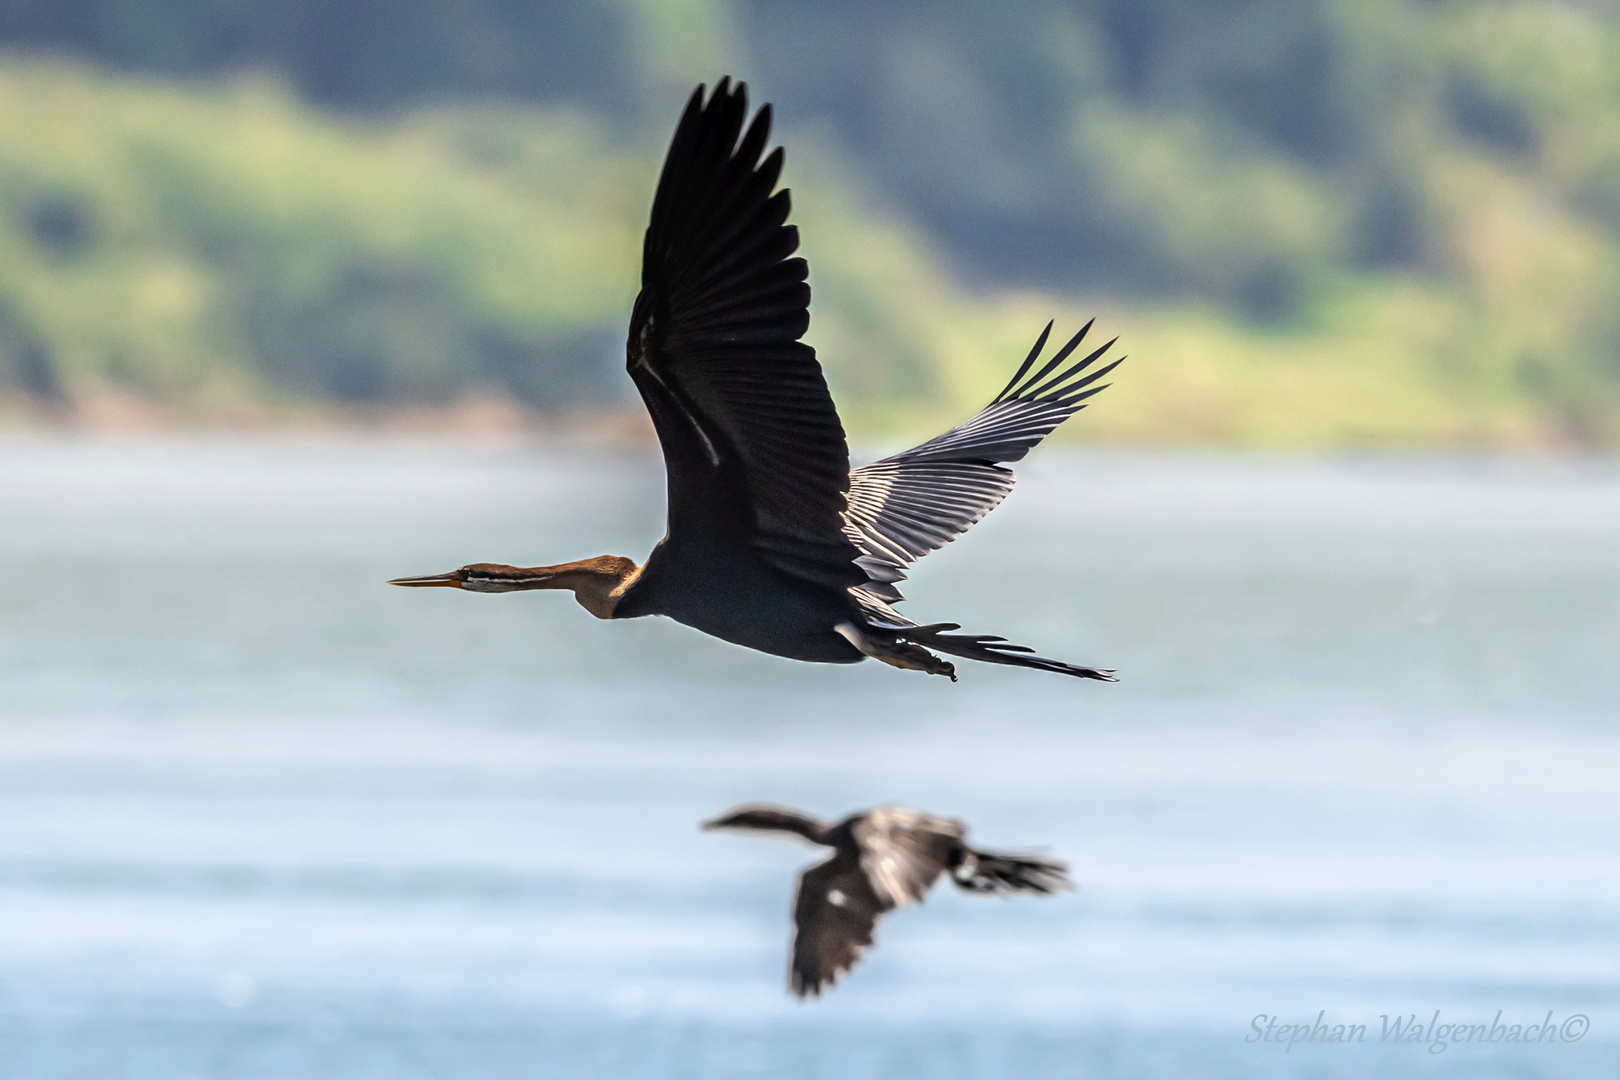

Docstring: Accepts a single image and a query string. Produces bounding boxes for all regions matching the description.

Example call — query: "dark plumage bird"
[705,803,1072,998]
[391,78,1122,681]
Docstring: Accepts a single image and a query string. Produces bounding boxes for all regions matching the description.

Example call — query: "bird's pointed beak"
[388,569,466,588]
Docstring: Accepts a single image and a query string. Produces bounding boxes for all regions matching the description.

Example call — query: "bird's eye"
[827,889,847,907]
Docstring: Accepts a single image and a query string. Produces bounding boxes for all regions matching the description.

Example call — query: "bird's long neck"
[778,816,832,845]
[739,808,832,845]
[463,556,642,619]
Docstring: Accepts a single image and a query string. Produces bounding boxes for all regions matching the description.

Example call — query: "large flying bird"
[705,803,1072,998]
[391,78,1121,681]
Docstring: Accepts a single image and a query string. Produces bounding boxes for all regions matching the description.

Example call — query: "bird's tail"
[952,849,1073,895]
[906,626,1116,682]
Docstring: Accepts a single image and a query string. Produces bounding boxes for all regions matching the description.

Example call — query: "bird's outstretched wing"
[629,79,865,590]
[853,807,964,906]
[844,322,1121,596]
[791,855,887,998]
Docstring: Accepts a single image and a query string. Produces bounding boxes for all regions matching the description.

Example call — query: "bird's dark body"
[616,296,867,663]
[618,534,864,663]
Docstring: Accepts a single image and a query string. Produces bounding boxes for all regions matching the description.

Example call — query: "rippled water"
[1,436,1616,1078]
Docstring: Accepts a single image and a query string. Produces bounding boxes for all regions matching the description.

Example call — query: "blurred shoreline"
[2,390,1613,457]
[0,390,659,446]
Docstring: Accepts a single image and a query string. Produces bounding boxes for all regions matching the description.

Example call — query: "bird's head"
[389,556,640,618]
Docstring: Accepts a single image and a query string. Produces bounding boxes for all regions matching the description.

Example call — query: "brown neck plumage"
[390,555,641,618]
[483,556,641,618]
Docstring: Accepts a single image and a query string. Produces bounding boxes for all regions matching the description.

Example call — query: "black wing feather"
[844,322,1122,590]
[791,856,887,999]
[631,80,865,589]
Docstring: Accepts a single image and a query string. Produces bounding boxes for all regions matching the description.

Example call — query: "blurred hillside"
[0,0,1617,444]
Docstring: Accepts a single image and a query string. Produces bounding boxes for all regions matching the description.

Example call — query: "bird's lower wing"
[791,857,887,999]
[844,321,1121,596]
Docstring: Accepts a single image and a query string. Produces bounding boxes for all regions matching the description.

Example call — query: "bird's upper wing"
[790,855,887,998]
[852,807,965,907]
[629,79,865,590]
[844,322,1121,597]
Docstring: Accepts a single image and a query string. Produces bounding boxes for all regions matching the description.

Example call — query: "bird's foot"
[877,640,956,680]
[835,622,957,679]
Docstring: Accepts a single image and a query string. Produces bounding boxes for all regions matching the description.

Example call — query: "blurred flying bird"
[391,78,1121,680]
[704,803,1072,998]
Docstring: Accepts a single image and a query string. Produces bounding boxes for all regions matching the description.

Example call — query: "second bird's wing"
[844,322,1121,598]
[629,79,866,591]
[853,807,965,906]
[790,855,887,998]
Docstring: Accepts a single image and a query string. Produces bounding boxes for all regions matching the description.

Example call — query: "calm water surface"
[0,437,1616,1078]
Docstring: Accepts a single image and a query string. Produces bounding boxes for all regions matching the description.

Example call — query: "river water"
[0,436,1616,1078]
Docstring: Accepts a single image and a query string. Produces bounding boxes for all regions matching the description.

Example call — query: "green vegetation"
[0,64,649,417]
[1,0,1619,446]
